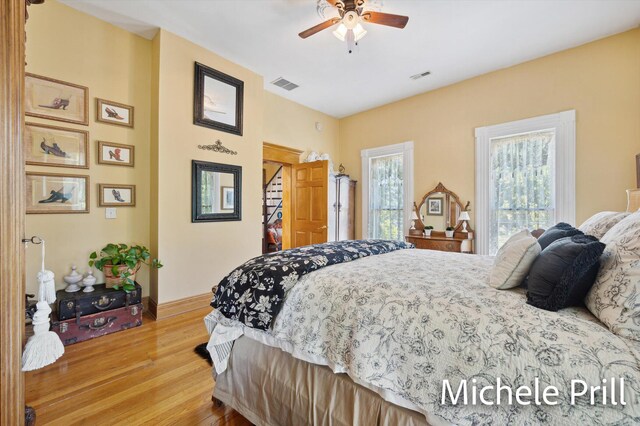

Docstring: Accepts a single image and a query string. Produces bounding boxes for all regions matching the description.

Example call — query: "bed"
[205,242,640,425]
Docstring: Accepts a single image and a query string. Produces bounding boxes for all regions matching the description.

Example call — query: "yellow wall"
[340,28,640,238]
[25,2,341,304]
[263,91,340,162]
[25,1,152,296]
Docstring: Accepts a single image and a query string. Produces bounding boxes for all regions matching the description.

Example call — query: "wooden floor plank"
[25,307,252,426]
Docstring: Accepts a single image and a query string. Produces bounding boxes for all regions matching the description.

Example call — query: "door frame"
[263,142,302,250]
[1,0,30,423]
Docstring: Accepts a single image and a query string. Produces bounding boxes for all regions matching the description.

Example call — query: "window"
[476,111,575,255]
[361,142,414,241]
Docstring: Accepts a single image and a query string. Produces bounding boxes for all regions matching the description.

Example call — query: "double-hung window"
[475,111,575,255]
[361,142,414,241]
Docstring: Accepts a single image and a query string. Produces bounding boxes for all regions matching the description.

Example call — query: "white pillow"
[490,230,541,290]
[585,211,640,340]
[578,211,630,239]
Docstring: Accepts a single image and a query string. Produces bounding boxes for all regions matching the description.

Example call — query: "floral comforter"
[206,249,640,425]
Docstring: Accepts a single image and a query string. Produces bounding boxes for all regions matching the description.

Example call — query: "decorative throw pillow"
[526,235,605,311]
[489,230,541,290]
[579,211,631,239]
[585,211,640,340]
[537,222,583,250]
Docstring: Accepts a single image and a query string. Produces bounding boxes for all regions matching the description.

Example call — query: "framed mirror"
[415,182,472,233]
[192,160,242,222]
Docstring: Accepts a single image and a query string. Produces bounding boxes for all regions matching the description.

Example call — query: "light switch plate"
[105,208,117,219]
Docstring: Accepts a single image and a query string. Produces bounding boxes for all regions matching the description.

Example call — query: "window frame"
[475,110,576,255]
[361,141,414,240]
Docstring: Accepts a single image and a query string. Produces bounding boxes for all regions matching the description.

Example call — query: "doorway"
[263,161,284,254]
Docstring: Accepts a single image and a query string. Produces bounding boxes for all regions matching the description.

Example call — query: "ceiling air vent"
[410,71,431,80]
[271,77,299,91]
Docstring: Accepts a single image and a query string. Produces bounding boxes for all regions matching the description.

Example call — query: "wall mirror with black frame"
[192,160,242,222]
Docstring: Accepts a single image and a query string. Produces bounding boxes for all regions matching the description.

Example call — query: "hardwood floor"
[25,307,252,426]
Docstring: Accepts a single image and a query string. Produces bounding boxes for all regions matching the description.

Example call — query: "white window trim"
[475,110,576,255]
[361,141,414,239]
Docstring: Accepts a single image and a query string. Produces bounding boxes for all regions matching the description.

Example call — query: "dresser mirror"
[415,182,470,232]
[408,182,474,253]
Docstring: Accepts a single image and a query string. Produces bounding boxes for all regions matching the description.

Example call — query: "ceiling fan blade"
[298,18,341,39]
[361,11,409,29]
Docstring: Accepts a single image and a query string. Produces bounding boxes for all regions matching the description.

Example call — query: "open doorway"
[263,161,284,253]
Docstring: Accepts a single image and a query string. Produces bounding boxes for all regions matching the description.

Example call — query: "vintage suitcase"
[55,282,142,321]
[51,303,143,346]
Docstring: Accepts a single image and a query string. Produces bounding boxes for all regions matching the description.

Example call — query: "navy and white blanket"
[211,239,413,330]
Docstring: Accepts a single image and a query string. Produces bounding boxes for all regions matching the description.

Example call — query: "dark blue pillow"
[526,234,605,311]
[537,222,583,250]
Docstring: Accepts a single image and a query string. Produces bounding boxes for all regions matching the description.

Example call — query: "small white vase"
[82,270,97,293]
[64,265,82,293]
[424,229,432,237]
[445,230,454,238]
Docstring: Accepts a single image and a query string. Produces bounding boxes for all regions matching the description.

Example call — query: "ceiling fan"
[299,0,409,53]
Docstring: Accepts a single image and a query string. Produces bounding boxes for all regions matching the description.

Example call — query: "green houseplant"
[445,226,455,238]
[424,226,434,237]
[88,243,163,292]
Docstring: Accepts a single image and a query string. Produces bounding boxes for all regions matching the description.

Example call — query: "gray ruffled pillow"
[579,211,630,239]
[585,211,640,340]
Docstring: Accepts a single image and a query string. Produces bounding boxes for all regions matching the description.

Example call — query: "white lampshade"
[352,23,367,41]
[458,211,471,222]
[333,23,347,41]
[411,211,420,220]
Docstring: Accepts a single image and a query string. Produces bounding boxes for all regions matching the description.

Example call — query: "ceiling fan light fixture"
[333,23,348,41]
[352,23,367,41]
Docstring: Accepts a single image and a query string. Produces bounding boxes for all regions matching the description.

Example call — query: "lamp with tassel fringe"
[22,238,64,371]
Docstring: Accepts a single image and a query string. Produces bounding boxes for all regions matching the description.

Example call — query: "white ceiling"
[59,0,640,118]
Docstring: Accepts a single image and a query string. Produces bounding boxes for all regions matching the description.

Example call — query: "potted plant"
[88,243,163,292]
[445,227,455,238]
[424,226,434,237]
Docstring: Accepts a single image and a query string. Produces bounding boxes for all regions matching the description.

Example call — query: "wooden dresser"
[406,232,474,254]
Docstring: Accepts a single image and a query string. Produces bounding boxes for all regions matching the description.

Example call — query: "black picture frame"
[193,62,244,136]
[192,160,242,222]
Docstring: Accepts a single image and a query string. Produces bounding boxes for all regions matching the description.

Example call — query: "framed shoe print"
[96,98,134,128]
[98,184,136,207]
[25,73,89,126]
[97,141,135,167]
[26,172,89,214]
[193,62,243,136]
[25,122,89,169]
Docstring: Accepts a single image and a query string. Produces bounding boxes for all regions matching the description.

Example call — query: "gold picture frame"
[25,73,89,126]
[97,141,135,167]
[98,184,136,207]
[96,98,134,128]
[26,172,89,214]
[25,122,89,169]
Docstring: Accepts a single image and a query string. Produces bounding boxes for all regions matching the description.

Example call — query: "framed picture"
[221,186,234,210]
[97,141,135,167]
[26,172,89,214]
[98,184,136,207]
[25,73,89,126]
[192,160,242,222]
[25,122,89,169]
[193,62,244,136]
[427,197,443,216]
[96,98,134,128]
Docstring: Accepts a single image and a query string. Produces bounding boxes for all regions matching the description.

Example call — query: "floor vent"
[271,77,299,91]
